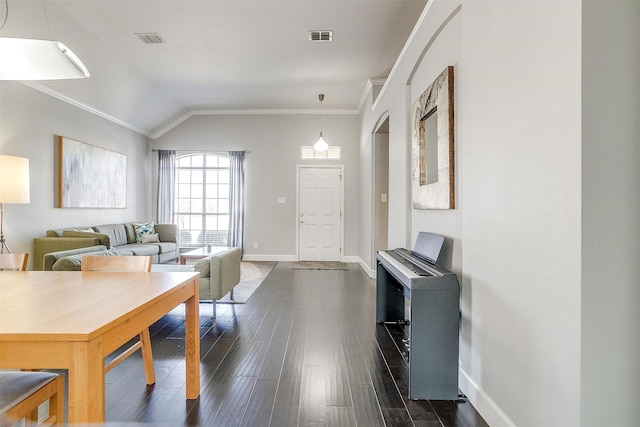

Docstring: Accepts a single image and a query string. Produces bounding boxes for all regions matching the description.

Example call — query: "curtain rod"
[151,149,249,153]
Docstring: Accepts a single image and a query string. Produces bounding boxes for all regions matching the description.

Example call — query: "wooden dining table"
[0,270,201,423]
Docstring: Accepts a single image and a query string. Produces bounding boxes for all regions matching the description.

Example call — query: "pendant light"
[0,0,90,80]
[313,94,329,152]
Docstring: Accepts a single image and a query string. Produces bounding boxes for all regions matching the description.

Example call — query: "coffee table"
[179,246,230,264]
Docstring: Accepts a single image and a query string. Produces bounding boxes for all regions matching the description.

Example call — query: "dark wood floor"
[96,262,488,426]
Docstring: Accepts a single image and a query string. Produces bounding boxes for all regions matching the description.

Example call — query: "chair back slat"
[81,255,152,272]
[0,253,28,271]
[79,254,157,386]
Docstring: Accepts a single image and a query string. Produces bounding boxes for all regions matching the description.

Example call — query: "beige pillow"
[194,257,210,277]
[52,255,83,271]
[140,233,160,243]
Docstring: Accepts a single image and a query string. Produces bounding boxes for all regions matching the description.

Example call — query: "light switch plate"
[277,197,286,204]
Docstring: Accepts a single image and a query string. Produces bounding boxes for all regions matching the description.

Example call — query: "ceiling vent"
[134,33,166,44]
[308,30,333,42]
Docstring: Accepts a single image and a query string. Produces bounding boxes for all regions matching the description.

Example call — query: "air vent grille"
[308,30,333,42]
[135,33,165,44]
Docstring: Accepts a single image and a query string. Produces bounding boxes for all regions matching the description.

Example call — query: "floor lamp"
[0,156,30,253]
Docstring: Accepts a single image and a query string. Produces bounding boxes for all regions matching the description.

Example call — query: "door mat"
[291,261,349,270]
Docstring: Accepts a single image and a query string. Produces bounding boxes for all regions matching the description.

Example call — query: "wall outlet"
[277,197,286,204]
[253,242,258,248]
[381,194,387,203]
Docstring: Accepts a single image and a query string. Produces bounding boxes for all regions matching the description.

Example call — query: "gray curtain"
[157,150,176,224]
[228,151,245,249]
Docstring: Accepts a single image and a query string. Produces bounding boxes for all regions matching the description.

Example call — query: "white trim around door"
[296,165,344,261]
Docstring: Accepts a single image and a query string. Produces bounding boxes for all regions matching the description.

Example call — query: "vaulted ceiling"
[2,0,427,136]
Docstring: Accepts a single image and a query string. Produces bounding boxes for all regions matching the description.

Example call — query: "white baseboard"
[242,254,297,262]
[459,368,516,427]
[243,254,368,265]
[358,257,376,278]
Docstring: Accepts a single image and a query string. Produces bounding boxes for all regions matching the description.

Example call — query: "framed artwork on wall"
[411,66,455,209]
[57,136,127,208]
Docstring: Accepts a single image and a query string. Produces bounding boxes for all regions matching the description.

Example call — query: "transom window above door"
[174,153,229,247]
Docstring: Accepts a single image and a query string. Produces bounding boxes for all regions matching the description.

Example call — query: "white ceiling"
[2,0,427,136]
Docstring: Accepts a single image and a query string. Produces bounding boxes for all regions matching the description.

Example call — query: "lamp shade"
[314,132,329,152]
[0,38,90,80]
[0,155,30,203]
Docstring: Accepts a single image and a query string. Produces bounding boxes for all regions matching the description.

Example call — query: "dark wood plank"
[350,384,386,427]
[326,405,357,427]
[324,363,352,406]
[240,379,278,426]
[299,365,326,425]
[210,375,256,425]
[382,407,417,427]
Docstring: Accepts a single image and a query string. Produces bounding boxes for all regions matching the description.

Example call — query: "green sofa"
[33,222,179,271]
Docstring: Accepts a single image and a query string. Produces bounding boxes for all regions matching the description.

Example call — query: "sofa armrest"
[42,245,108,271]
[33,237,100,271]
[155,224,178,243]
[208,247,242,299]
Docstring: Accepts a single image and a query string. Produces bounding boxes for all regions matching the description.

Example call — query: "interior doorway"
[297,166,343,261]
[373,117,390,267]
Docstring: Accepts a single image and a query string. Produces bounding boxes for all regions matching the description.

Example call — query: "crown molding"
[149,107,358,139]
[358,77,388,112]
[20,81,150,137]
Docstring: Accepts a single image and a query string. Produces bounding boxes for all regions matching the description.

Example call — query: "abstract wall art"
[57,136,126,208]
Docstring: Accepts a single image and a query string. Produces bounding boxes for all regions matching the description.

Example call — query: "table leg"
[184,284,200,399]
[68,339,105,423]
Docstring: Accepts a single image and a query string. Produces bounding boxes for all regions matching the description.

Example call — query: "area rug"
[217,261,277,304]
[290,261,349,270]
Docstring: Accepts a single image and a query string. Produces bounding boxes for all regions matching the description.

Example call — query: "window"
[300,146,341,160]
[174,153,229,247]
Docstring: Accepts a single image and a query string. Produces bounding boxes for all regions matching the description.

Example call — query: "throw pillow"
[194,256,210,278]
[52,255,83,271]
[74,228,95,233]
[133,221,155,243]
[140,233,160,244]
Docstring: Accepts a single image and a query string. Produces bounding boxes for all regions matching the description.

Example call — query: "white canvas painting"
[58,136,127,208]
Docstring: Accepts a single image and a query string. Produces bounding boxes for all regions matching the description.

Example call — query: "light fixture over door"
[313,94,329,152]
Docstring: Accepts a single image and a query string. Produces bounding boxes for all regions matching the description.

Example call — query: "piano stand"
[376,258,460,400]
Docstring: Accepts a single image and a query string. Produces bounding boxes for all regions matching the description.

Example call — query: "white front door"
[298,166,343,261]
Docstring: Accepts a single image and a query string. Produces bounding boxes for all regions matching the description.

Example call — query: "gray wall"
[0,82,150,269]
[581,1,640,425]
[151,113,360,260]
[359,0,639,426]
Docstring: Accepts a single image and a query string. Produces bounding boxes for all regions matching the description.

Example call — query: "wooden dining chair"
[0,253,28,271]
[0,371,65,426]
[81,255,156,385]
